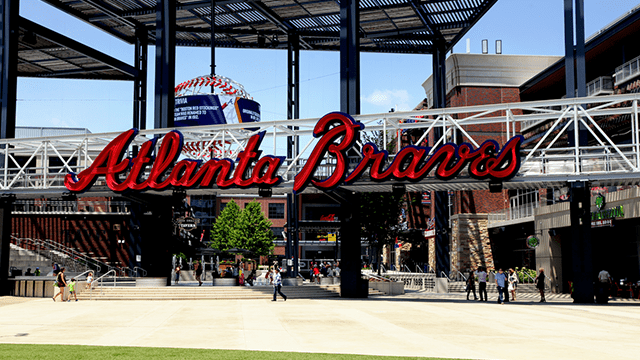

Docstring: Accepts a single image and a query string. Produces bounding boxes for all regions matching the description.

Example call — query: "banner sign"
[591,218,614,228]
[174,94,260,126]
[65,112,523,193]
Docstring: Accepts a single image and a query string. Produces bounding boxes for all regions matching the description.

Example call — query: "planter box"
[369,280,404,295]
[435,278,448,293]
[282,278,303,286]
[212,278,237,286]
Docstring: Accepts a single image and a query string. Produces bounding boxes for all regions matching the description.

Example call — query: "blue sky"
[16,0,640,136]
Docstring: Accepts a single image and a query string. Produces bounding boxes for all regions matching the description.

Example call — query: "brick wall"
[216,197,287,229]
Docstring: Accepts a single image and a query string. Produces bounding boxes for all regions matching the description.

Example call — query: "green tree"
[235,201,275,256]
[210,199,241,252]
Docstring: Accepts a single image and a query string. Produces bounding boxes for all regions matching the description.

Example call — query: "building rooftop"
[420,53,561,108]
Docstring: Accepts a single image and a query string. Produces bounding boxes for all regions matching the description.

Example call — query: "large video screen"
[174,94,260,127]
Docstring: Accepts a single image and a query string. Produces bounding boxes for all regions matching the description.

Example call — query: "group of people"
[309,262,340,284]
[175,261,257,286]
[51,263,94,302]
[466,266,547,303]
[24,267,41,276]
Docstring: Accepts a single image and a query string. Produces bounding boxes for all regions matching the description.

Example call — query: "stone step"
[75,285,383,300]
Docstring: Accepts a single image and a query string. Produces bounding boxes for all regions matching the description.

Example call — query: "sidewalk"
[0,292,638,360]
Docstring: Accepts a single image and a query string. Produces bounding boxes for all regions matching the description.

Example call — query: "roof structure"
[17,17,137,80]
[520,4,640,100]
[41,0,497,54]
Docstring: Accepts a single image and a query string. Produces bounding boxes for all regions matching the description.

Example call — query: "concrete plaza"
[0,292,638,360]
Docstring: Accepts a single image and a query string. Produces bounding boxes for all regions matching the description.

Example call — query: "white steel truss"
[2,93,640,196]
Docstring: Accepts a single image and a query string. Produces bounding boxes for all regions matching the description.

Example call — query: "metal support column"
[1,0,18,140]
[154,0,176,129]
[340,192,367,298]
[210,0,216,92]
[0,195,14,295]
[133,27,148,130]
[432,40,450,278]
[569,181,594,303]
[287,32,300,158]
[574,0,586,98]
[339,0,360,115]
[563,0,576,99]
[0,0,18,295]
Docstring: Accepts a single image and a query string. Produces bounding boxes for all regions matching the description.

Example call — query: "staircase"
[76,284,385,300]
[9,244,51,274]
[9,236,132,277]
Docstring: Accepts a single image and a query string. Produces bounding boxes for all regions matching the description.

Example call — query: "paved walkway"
[0,291,638,360]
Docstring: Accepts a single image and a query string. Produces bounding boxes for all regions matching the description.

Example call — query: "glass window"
[272,227,285,240]
[268,203,285,219]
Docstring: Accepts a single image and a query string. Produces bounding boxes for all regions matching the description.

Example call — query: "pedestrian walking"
[67,278,78,302]
[495,268,507,304]
[466,271,478,300]
[596,269,611,304]
[508,268,518,301]
[535,267,546,302]
[194,261,203,286]
[174,265,181,285]
[52,267,67,302]
[313,265,321,284]
[86,272,94,290]
[270,267,287,301]
[476,266,488,301]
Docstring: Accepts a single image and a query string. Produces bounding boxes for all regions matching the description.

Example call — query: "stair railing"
[132,267,147,277]
[11,236,104,274]
[91,269,118,299]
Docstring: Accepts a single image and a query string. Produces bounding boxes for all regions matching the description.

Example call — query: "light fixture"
[488,181,502,193]
[259,187,272,197]
[481,39,488,54]
[495,40,502,54]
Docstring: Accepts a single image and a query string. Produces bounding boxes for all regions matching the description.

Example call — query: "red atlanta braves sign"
[65,112,523,193]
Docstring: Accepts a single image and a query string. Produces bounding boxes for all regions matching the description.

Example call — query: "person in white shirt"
[270,268,287,302]
[476,266,488,302]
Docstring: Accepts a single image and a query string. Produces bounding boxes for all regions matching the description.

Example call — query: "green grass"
[0,344,461,360]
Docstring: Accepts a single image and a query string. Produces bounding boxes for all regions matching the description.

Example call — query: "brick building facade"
[398,53,561,274]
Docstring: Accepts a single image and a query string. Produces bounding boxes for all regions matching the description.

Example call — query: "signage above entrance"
[64,112,524,194]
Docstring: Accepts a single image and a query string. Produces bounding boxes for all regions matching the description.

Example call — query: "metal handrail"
[403,265,411,272]
[380,264,386,273]
[132,267,147,277]
[90,269,117,299]
[363,271,392,282]
[440,271,451,281]
[11,235,104,274]
[121,266,132,277]
[451,270,467,282]
[73,269,94,280]
[415,265,423,273]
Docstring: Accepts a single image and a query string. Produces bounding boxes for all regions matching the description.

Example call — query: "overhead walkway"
[1,94,639,197]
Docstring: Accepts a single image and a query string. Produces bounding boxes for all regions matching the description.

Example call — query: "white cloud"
[361,89,413,112]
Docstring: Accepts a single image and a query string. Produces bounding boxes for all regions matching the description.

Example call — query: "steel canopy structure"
[17,17,137,80]
[41,0,495,53]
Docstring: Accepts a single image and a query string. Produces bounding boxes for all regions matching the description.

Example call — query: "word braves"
[293,112,523,193]
[65,112,523,193]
